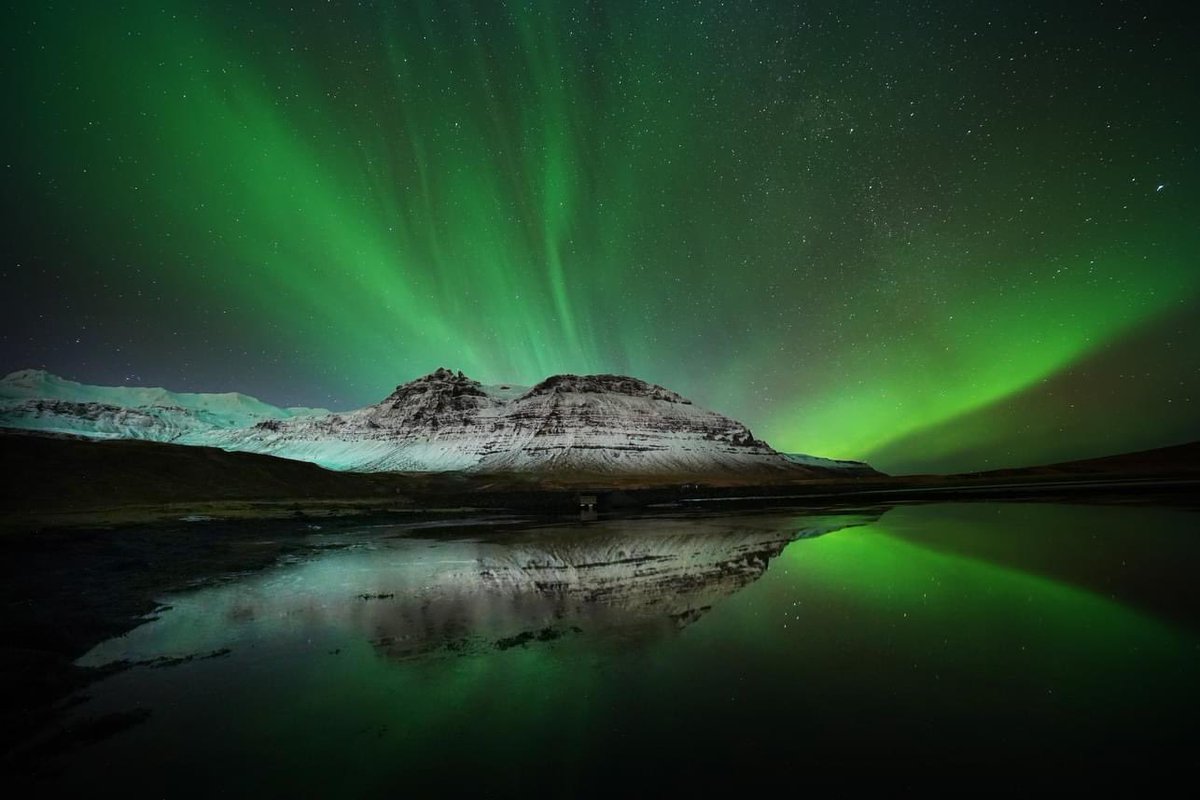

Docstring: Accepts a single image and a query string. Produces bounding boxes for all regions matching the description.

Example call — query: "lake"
[15,501,1200,792]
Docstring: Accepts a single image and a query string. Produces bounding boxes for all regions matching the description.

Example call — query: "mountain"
[0,368,873,477]
[0,369,327,441]
[782,453,877,476]
[214,368,821,475]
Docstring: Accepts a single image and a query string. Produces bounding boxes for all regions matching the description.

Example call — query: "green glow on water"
[55,505,1200,792]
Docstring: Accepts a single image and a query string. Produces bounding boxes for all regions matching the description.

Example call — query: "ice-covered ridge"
[0,367,877,477]
[0,369,327,441]
[782,453,877,476]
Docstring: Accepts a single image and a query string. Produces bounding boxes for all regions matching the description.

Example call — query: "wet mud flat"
[0,512,521,774]
[0,520,307,769]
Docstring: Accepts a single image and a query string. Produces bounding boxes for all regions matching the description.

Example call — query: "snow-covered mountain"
[782,453,877,476]
[0,369,327,441]
[0,367,876,477]
[214,368,811,474]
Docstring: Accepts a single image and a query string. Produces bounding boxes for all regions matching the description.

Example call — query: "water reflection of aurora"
[48,504,1200,794]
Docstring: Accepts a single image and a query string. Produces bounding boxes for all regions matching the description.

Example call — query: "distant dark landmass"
[963,441,1200,479]
[0,431,407,526]
[1,430,1195,532]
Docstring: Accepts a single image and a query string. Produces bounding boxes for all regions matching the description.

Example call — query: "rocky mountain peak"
[387,368,482,396]
[378,367,490,421]
[0,368,876,477]
[427,367,466,382]
[521,373,690,404]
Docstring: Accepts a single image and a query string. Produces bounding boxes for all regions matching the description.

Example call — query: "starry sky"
[2,0,1197,473]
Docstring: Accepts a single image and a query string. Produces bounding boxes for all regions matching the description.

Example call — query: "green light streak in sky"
[774,240,1200,462]
[6,0,1198,471]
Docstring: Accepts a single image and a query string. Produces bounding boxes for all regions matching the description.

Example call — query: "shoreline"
[4,473,1197,536]
[2,430,1196,535]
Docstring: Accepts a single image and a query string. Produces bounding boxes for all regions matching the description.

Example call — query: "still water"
[40,503,1200,791]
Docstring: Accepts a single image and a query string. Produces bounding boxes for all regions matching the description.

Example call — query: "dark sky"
[3,0,1197,472]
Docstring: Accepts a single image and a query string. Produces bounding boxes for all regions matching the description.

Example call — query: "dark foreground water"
[22,502,1200,792]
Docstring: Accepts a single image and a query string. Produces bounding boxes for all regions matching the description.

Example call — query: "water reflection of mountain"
[79,512,880,668]
[355,512,880,660]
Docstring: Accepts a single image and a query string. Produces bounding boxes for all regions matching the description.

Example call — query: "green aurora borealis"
[3,0,1198,472]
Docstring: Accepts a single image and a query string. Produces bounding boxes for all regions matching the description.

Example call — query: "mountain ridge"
[0,368,876,477]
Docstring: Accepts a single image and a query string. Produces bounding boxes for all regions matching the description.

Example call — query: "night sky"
[3,0,1197,473]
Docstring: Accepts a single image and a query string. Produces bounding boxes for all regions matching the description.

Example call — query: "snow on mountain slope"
[209,368,806,474]
[0,367,875,477]
[782,453,879,476]
[0,369,327,441]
